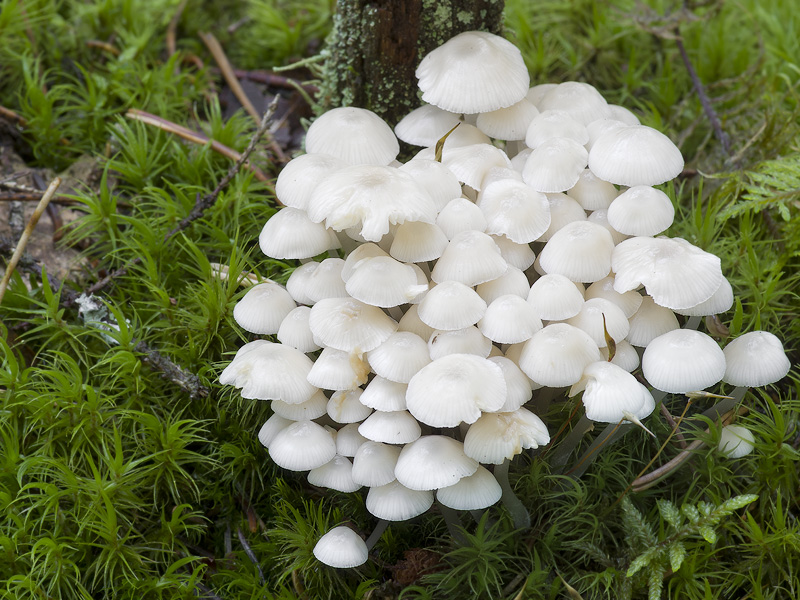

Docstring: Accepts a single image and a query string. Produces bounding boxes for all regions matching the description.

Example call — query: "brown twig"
[0,105,70,146]
[82,98,281,300]
[660,404,688,449]
[200,32,287,163]
[86,40,120,56]
[225,68,319,95]
[0,178,61,304]
[674,33,731,157]
[125,109,271,183]
[166,0,188,58]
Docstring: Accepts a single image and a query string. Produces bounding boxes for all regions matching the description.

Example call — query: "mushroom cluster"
[220,31,791,568]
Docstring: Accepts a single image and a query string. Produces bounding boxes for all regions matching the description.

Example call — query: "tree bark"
[318,0,505,127]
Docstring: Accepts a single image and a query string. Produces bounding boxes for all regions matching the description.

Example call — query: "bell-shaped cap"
[478,294,542,344]
[395,104,462,146]
[722,331,791,387]
[717,425,755,458]
[626,295,680,347]
[476,266,530,304]
[308,455,361,493]
[567,169,618,211]
[305,106,399,165]
[585,276,643,318]
[428,327,493,360]
[436,466,502,510]
[479,179,551,244]
[277,306,321,353]
[398,159,463,212]
[416,31,530,114]
[522,137,589,193]
[406,354,507,427]
[345,256,427,308]
[431,230,508,286]
[436,197,488,239]
[518,323,603,387]
[394,436,479,490]
[276,153,347,210]
[642,329,726,393]
[366,480,434,521]
[527,273,585,321]
[463,408,550,464]
[307,347,370,391]
[259,207,340,259]
[367,332,431,384]
[570,361,654,422]
[358,410,421,444]
[476,97,540,141]
[313,526,368,568]
[566,298,630,348]
[233,281,296,335]
[418,281,487,331]
[538,221,615,283]
[309,297,397,353]
[538,192,586,242]
[607,185,674,236]
[390,220,449,262]
[588,125,684,186]
[525,110,589,148]
[352,441,401,487]
[536,81,611,125]
[269,420,336,471]
[271,390,328,421]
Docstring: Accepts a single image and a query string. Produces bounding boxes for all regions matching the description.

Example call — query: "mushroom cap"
[607,185,675,236]
[642,329,726,393]
[352,441,402,487]
[269,420,337,471]
[526,273,586,321]
[478,294,543,344]
[537,192,587,242]
[358,410,421,444]
[566,169,618,211]
[305,106,399,165]
[674,277,734,317]
[397,159,463,212]
[722,331,791,387]
[436,197,488,240]
[271,390,328,420]
[259,207,340,260]
[395,104,462,146]
[490,356,534,412]
[313,526,368,568]
[518,323,603,387]
[584,276,643,318]
[277,306,321,353]
[463,408,550,464]
[219,340,318,404]
[476,97,540,141]
[570,361,654,422]
[344,256,427,308]
[431,230,508,286]
[476,265,531,304]
[406,354,507,427]
[416,31,530,114]
[717,425,755,458]
[366,480,434,521]
[390,220,449,262]
[428,326,493,360]
[612,236,723,311]
[394,435,479,490]
[233,281,296,335]
[367,332,431,384]
[327,389,373,424]
[538,220,615,283]
[525,110,589,148]
[536,81,611,125]
[522,137,589,193]
[303,258,349,304]
[566,297,630,348]
[360,376,408,411]
[626,295,680,347]
[418,280,487,331]
[335,423,369,457]
[307,164,437,242]
[588,124,684,187]
[436,465,502,510]
[479,179,551,244]
[309,297,397,353]
[275,153,347,210]
[308,455,361,493]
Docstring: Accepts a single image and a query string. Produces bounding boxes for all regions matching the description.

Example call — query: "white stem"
[494,459,530,529]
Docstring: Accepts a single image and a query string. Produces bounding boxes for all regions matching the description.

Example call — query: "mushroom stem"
[439,504,467,544]
[365,519,389,550]
[549,415,595,471]
[494,459,530,529]
[700,386,746,422]
[683,315,702,330]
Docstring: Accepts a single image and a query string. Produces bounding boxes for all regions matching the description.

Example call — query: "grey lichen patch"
[456,10,474,24]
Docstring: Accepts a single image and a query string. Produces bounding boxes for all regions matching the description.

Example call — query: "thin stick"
[660,404,687,449]
[226,68,319,94]
[674,34,731,156]
[125,108,272,184]
[199,32,287,163]
[166,0,188,58]
[86,40,120,56]
[0,178,61,304]
[236,527,266,585]
[83,99,281,300]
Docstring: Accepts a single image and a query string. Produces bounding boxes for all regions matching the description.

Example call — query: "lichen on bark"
[317,0,504,128]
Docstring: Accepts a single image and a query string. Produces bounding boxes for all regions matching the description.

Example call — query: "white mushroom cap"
[612,236,723,311]
[327,389,373,424]
[522,137,589,193]
[588,125,684,187]
[527,83,558,107]
[518,323,603,387]
[607,185,675,236]
[538,221,615,283]
[271,390,328,420]
[308,455,361,493]
[406,354,507,427]
[259,207,340,260]
[674,277,734,317]
[566,169,618,211]
[537,193,587,242]
[367,332,431,384]
[390,221,449,263]
[586,208,628,246]
[307,348,370,391]
[463,408,550,464]
[478,179,551,244]
[476,97,540,140]
[395,436,479,490]
[601,339,640,372]
[358,410,421,444]
[566,298,630,348]
[395,104,462,146]
[527,273,586,320]
[525,110,589,148]
[335,423,369,457]
[439,143,514,191]
[431,230,508,286]
[269,420,337,471]
[536,81,611,125]
[304,258,348,303]
[277,306,321,353]
[285,262,318,305]
[366,480,434,521]
[345,256,427,308]
[219,340,318,404]
[428,326,493,360]
[341,242,388,280]
[478,294,543,344]
[489,356,534,412]
[309,297,397,353]
[397,159,463,212]
[397,304,436,341]
[307,164,437,242]
[257,414,292,448]
[585,118,628,152]
[490,235,536,271]
[722,331,791,387]
[313,526,368,568]
[305,106,399,166]
[418,281,487,331]
[360,376,408,411]
[275,153,347,210]
[584,276,643,318]
[642,329,726,393]
[436,465,502,510]
[476,266,531,304]
[606,104,640,125]
[626,295,680,347]
[717,425,755,458]
[233,281,296,335]
[415,31,530,114]
[352,441,401,487]
[570,361,654,422]
[436,197,488,239]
